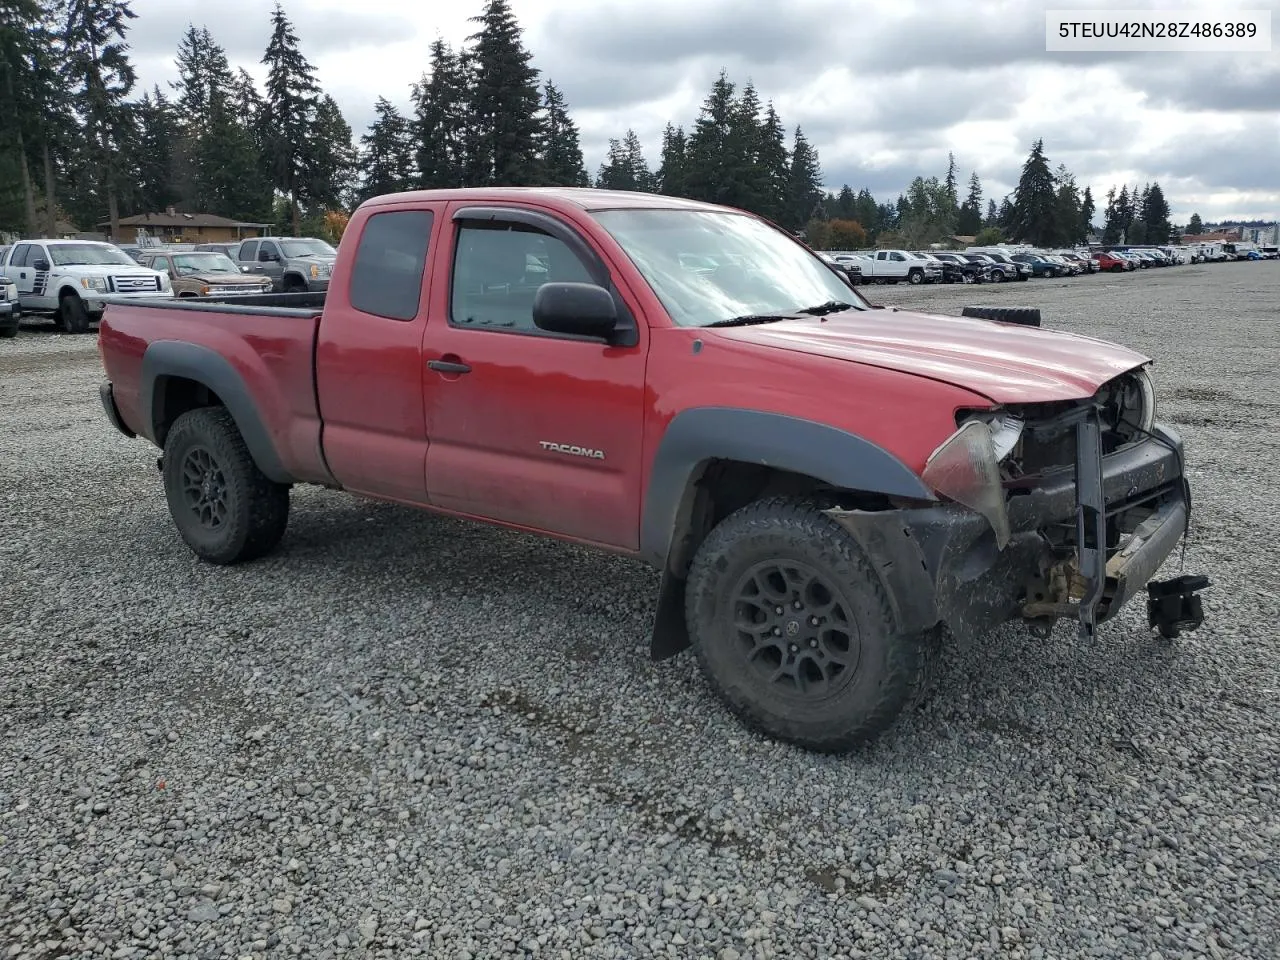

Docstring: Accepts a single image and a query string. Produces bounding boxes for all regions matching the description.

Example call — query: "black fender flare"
[641,407,937,658]
[282,271,308,289]
[140,340,291,483]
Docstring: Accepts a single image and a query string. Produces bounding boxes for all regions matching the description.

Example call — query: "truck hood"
[57,263,164,278]
[714,308,1150,404]
[184,272,269,284]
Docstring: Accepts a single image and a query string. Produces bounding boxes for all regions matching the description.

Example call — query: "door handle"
[428,357,471,374]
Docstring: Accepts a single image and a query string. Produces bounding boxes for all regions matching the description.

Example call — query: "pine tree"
[854,188,879,237]
[956,171,983,235]
[358,97,415,202]
[129,87,177,213]
[784,126,823,232]
[595,130,651,191]
[0,0,54,233]
[984,198,999,228]
[413,38,468,189]
[303,94,355,210]
[539,81,588,186]
[259,2,320,235]
[464,0,544,185]
[725,80,767,211]
[1008,139,1058,245]
[755,102,789,224]
[1187,212,1203,235]
[203,79,273,221]
[683,69,736,205]
[655,123,687,196]
[62,0,137,237]
[943,151,958,216]
[1141,182,1172,243]
[1079,186,1095,240]
[1053,163,1080,245]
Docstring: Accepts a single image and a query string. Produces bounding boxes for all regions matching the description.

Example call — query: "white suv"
[0,239,172,333]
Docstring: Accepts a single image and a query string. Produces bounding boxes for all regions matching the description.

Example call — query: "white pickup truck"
[0,239,172,333]
[851,249,944,285]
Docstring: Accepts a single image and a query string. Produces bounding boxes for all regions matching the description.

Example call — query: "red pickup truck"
[96,187,1205,752]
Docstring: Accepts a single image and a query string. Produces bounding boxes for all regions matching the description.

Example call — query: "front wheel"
[162,407,290,564]
[907,269,924,285]
[684,497,929,752]
[59,293,90,333]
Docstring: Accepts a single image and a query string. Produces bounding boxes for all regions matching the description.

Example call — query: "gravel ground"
[2,262,1278,960]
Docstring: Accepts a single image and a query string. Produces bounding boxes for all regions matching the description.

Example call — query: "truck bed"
[98,296,332,486]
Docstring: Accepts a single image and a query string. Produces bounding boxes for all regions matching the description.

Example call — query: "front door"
[257,240,285,289]
[422,208,649,550]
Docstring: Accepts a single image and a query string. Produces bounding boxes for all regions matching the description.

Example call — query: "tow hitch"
[1147,575,1210,639]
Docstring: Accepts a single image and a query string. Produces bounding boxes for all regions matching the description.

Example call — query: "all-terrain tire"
[0,320,17,339]
[59,293,90,333]
[961,305,1042,327]
[684,496,927,752]
[907,268,924,285]
[162,407,290,564]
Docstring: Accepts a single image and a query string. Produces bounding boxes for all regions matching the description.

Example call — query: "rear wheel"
[161,407,290,564]
[684,497,928,752]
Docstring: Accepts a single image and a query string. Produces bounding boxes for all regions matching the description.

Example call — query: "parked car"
[851,249,944,285]
[910,252,973,284]
[235,236,337,292]
[0,276,20,338]
[139,250,275,298]
[95,186,1204,753]
[1011,253,1065,278]
[962,250,1030,281]
[1091,251,1129,272]
[929,252,991,283]
[0,239,172,333]
[1259,246,1278,260]
[1056,252,1098,274]
[818,253,864,284]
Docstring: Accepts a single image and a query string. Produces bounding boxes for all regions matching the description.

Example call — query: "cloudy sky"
[125,0,1280,224]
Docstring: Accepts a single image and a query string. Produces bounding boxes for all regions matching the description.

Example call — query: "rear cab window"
[238,241,258,262]
[348,210,435,321]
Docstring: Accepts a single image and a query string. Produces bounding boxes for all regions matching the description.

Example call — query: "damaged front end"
[828,366,1209,644]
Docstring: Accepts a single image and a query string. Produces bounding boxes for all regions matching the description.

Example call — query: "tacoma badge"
[540,441,605,460]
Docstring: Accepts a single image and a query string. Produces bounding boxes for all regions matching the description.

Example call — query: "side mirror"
[532,282,618,340]
[33,258,51,271]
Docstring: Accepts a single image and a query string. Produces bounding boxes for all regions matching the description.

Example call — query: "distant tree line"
[0,0,1181,248]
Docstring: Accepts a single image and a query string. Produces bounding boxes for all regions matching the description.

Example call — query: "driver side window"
[449,223,593,334]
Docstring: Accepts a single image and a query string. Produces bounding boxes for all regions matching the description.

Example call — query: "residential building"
[97,208,271,244]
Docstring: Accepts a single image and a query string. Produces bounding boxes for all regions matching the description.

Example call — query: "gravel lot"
[2,262,1278,960]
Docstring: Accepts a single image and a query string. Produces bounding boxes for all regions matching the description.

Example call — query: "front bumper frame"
[826,422,1190,644]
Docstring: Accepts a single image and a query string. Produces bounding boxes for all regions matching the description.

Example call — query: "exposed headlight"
[1133,366,1156,432]
[80,276,109,292]
[309,263,331,279]
[921,416,1016,549]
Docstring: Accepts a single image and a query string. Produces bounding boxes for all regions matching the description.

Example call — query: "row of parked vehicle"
[819,241,1277,286]
[0,235,337,333]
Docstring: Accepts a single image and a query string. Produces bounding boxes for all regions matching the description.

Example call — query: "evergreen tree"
[1187,212,1204,234]
[1053,163,1081,245]
[1141,181,1172,243]
[784,126,823,232]
[1079,185,1095,240]
[1008,139,1058,245]
[62,0,137,237]
[854,188,879,238]
[943,151,958,217]
[724,80,768,211]
[683,69,736,205]
[303,93,356,210]
[358,96,415,203]
[984,198,999,228]
[595,129,652,191]
[0,0,57,233]
[956,170,983,235]
[655,122,687,196]
[259,2,320,235]
[464,0,544,185]
[539,81,588,186]
[755,102,790,224]
[413,38,468,189]
[129,86,178,213]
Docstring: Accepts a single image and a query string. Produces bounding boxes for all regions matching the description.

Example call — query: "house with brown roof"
[98,207,272,244]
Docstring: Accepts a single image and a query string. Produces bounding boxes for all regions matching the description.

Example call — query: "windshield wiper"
[795,300,857,316]
[702,313,803,328]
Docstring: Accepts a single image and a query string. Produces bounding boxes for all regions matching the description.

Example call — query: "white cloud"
[125,0,1280,223]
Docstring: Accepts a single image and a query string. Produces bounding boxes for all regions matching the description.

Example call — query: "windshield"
[280,239,336,258]
[172,253,240,275]
[590,208,869,327]
[49,243,136,267]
